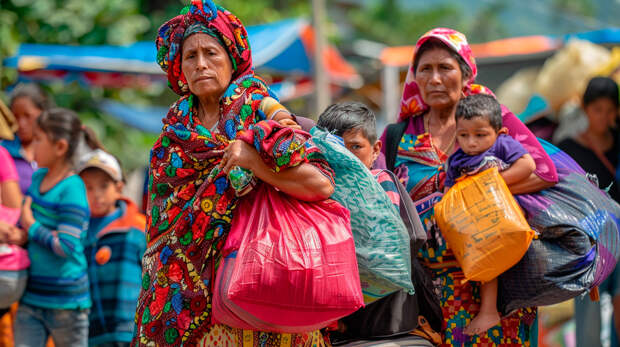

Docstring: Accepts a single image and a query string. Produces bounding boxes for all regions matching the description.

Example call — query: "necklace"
[425,114,456,155]
[198,102,220,134]
[210,120,219,133]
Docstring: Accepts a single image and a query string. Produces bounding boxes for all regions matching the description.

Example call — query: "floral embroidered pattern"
[134,1,333,345]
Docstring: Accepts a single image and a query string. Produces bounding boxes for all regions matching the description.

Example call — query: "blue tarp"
[4,18,311,76]
[562,28,620,44]
[99,100,167,134]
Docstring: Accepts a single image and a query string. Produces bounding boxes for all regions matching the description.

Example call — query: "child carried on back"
[444,94,536,335]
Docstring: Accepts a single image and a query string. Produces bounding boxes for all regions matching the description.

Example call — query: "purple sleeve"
[495,134,529,165]
[379,127,388,158]
[502,105,558,183]
[375,128,389,170]
[444,170,456,188]
[291,115,316,133]
[444,152,463,188]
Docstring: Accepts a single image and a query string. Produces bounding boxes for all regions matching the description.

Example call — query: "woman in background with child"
[380,28,558,346]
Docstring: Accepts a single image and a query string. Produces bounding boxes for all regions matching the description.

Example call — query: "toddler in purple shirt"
[445,94,536,335]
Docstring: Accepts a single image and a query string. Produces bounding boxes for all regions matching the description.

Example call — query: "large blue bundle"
[310,127,414,303]
[498,140,620,314]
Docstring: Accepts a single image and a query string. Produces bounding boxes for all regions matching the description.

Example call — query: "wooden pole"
[312,0,330,117]
[382,64,400,123]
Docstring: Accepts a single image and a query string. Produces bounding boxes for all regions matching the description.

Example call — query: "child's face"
[80,168,123,217]
[341,128,381,169]
[455,116,499,156]
[32,125,67,168]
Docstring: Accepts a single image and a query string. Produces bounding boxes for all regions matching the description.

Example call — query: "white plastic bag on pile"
[535,39,610,111]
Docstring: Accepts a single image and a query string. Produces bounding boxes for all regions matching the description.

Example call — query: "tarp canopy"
[378,28,620,68]
[4,18,363,133]
[563,28,620,45]
[378,28,620,92]
[379,35,560,67]
[4,18,361,89]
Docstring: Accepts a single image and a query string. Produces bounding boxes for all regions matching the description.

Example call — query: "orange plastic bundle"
[435,167,535,282]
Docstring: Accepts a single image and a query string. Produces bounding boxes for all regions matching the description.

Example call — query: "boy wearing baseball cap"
[77,149,146,347]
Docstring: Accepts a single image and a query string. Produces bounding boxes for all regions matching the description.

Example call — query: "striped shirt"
[84,198,146,345]
[23,168,91,309]
[372,169,401,210]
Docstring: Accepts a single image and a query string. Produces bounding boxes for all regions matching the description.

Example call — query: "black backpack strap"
[385,121,408,172]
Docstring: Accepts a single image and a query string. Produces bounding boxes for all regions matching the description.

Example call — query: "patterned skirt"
[198,324,331,347]
[431,265,538,347]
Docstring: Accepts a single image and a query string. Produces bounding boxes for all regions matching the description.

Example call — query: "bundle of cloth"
[498,139,620,314]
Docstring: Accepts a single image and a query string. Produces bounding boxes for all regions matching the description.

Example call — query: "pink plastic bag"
[213,183,364,333]
[0,206,29,271]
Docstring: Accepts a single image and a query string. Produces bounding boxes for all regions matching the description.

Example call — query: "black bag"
[332,166,442,344]
[385,121,408,172]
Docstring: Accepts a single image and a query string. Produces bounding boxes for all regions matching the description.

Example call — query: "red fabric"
[156,0,253,95]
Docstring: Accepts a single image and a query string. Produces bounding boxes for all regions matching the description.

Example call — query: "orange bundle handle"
[435,167,535,283]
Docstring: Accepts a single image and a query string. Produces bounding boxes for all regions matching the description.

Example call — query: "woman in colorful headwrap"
[133,1,335,346]
[379,28,558,346]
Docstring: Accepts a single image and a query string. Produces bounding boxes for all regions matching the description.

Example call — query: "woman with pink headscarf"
[379,28,558,346]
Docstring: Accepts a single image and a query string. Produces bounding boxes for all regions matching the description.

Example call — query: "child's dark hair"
[36,108,105,162]
[317,102,377,143]
[583,77,619,108]
[455,94,502,131]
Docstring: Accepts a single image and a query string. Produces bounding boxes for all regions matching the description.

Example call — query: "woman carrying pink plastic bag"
[213,182,363,333]
[133,0,358,345]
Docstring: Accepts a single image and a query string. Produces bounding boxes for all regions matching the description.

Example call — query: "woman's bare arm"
[507,172,555,195]
[1,180,22,209]
[500,154,536,186]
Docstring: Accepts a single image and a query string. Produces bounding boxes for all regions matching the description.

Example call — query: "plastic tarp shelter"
[4,18,360,87]
[4,18,361,132]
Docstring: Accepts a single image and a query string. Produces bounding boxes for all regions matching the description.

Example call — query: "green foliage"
[2,0,149,46]
[1,0,156,171]
[467,1,510,43]
[348,0,466,46]
[553,0,595,17]
[218,0,309,25]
